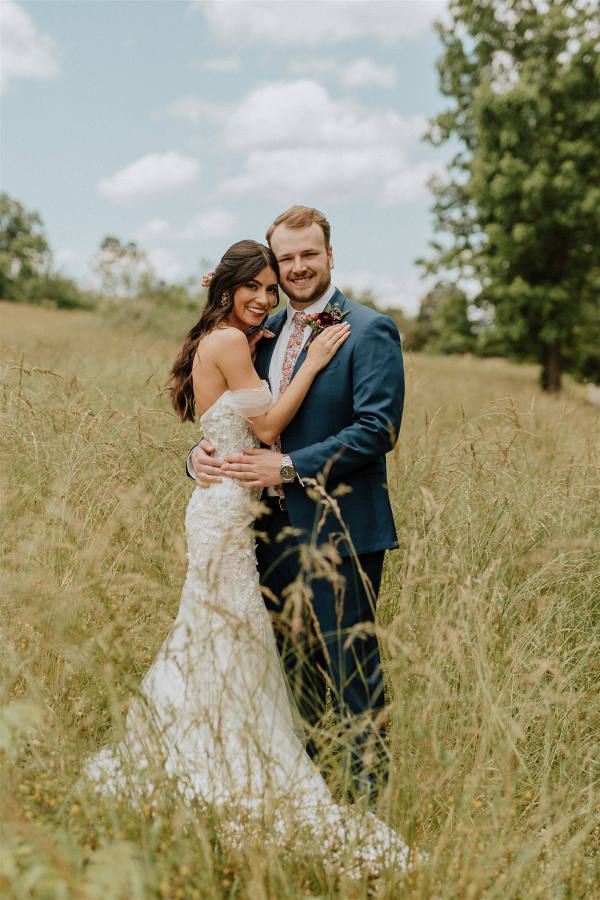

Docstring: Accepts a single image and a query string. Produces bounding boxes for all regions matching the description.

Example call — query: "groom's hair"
[266,206,331,249]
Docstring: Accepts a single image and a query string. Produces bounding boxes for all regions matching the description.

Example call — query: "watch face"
[280,465,295,482]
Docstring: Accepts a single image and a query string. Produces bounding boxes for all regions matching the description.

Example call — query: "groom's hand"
[191,439,225,488]
[222,447,284,488]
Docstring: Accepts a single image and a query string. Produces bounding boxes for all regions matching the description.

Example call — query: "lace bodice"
[199,383,274,458]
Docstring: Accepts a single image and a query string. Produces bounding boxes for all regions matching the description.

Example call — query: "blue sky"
[2,0,451,313]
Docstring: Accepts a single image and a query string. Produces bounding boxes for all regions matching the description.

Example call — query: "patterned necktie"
[274,311,306,499]
[278,310,307,397]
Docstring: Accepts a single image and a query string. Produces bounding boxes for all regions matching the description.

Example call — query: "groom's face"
[269,222,334,307]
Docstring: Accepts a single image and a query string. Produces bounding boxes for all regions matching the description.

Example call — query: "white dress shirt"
[266,283,337,495]
[268,283,337,395]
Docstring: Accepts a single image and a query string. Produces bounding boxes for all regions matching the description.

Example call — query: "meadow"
[1,299,599,899]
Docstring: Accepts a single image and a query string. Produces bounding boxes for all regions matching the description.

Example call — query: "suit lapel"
[255,308,287,385]
[289,288,348,381]
[330,288,347,312]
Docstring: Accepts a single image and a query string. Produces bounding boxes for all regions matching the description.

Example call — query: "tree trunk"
[542,341,561,392]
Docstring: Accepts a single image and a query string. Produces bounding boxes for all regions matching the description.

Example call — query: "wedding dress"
[85,384,415,874]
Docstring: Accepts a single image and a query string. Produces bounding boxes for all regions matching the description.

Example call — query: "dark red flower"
[303,302,348,350]
[318,311,335,326]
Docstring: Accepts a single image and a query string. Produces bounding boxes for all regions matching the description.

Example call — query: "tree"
[423,0,600,390]
[27,272,95,310]
[0,192,93,309]
[411,283,479,354]
[0,192,50,302]
[91,236,154,299]
[341,286,415,344]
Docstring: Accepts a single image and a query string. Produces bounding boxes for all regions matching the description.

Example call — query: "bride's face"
[228,266,279,333]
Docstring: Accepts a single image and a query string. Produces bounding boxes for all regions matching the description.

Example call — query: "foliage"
[28,272,97,311]
[423,0,600,389]
[0,192,49,302]
[97,276,207,341]
[342,286,416,346]
[1,301,600,898]
[562,292,600,384]
[0,199,204,324]
[0,192,95,309]
[410,283,478,354]
[90,235,207,339]
[91,236,155,299]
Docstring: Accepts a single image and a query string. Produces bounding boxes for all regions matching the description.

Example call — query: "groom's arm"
[289,315,404,482]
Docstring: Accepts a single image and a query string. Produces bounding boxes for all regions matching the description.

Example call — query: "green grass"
[1,300,599,899]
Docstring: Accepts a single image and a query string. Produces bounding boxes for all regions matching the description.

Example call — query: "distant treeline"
[1,190,599,386]
[0,193,207,337]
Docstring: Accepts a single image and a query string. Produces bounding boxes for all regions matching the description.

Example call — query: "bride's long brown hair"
[169,240,279,423]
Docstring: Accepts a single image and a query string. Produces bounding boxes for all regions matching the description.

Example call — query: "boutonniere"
[303,303,349,350]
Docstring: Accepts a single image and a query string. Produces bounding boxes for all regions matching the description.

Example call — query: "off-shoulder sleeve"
[226,381,274,417]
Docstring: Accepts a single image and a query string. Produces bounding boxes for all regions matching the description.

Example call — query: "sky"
[1,0,452,314]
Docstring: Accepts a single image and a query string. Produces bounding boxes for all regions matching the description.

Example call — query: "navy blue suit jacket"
[256,289,404,557]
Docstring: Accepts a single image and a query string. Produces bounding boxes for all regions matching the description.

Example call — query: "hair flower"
[202,271,215,288]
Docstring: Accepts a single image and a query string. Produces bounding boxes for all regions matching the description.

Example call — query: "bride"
[85,240,414,871]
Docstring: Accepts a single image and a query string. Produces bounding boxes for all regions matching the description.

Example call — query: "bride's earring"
[220,293,229,307]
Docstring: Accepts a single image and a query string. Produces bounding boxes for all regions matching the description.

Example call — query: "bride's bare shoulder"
[199,326,250,356]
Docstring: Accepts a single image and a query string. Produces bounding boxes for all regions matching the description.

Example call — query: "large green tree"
[0,192,50,302]
[423,0,600,390]
[0,192,90,309]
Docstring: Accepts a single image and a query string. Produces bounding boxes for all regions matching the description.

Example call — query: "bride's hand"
[247,325,275,363]
[305,322,351,371]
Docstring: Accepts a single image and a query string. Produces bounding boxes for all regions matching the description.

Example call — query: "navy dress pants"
[256,499,386,791]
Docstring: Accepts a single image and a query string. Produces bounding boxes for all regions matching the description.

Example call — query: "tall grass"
[1,300,599,899]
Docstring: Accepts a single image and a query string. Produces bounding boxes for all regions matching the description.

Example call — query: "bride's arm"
[212,324,350,445]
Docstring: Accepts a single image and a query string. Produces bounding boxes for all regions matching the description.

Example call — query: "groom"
[190,206,404,796]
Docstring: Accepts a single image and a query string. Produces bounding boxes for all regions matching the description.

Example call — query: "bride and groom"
[86,205,406,862]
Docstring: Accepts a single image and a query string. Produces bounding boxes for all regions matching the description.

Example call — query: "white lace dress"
[85,385,414,872]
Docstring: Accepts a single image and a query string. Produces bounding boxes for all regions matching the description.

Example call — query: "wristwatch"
[279,454,297,483]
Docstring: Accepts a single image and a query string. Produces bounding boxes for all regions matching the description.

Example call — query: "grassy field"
[1,299,599,899]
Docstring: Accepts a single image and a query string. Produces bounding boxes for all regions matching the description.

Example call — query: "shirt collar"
[284,283,337,325]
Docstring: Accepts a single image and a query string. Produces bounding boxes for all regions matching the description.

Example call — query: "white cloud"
[221,147,438,206]
[133,218,172,242]
[53,248,76,270]
[216,79,434,205]
[287,58,337,79]
[221,147,402,197]
[383,160,447,206]
[196,0,448,47]
[158,95,224,124]
[179,208,238,240]
[222,79,427,150]
[289,57,396,89]
[190,55,241,73]
[1,0,59,93]
[134,208,238,243]
[337,57,397,90]
[97,152,201,203]
[158,78,439,206]
[147,248,182,283]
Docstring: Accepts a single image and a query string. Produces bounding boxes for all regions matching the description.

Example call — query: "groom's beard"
[282,268,332,307]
